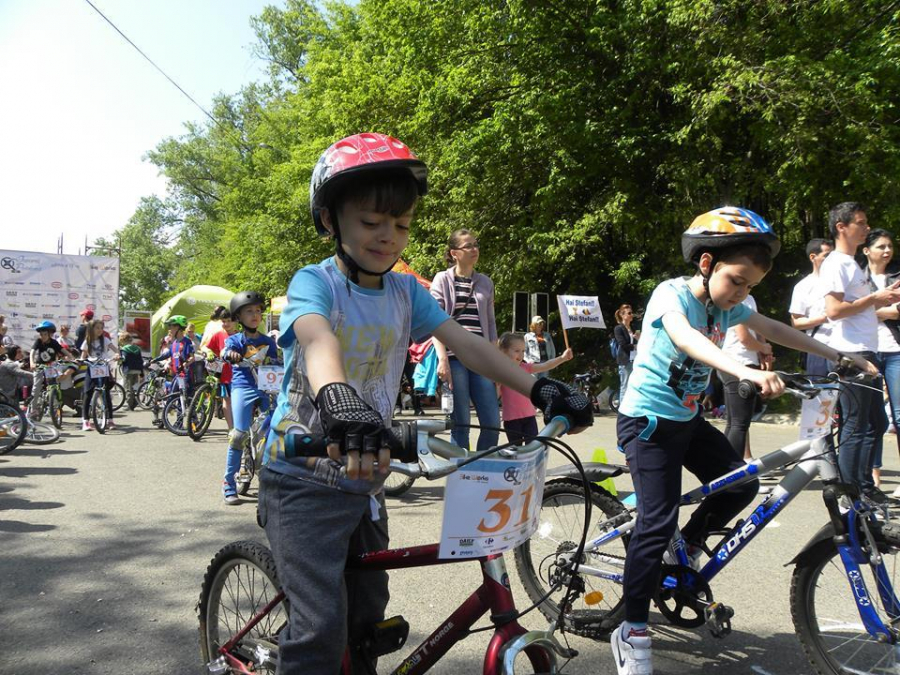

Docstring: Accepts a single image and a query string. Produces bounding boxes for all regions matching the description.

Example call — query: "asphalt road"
[3,407,899,675]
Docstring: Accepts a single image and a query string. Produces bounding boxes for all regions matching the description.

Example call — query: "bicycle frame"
[571,429,900,642]
[217,544,558,675]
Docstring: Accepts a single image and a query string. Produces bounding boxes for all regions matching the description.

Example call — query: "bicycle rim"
[49,388,63,429]
[164,396,189,436]
[198,541,287,674]
[110,383,126,411]
[514,480,628,639]
[92,392,109,434]
[188,386,214,440]
[791,532,900,675]
[0,403,26,454]
[24,421,60,445]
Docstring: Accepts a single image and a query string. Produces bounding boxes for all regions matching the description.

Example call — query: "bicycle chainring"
[654,564,713,628]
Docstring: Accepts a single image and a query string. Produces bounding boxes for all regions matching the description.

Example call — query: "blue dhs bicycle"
[516,371,900,675]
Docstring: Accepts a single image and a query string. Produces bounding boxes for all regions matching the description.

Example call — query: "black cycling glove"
[316,382,396,455]
[530,378,593,429]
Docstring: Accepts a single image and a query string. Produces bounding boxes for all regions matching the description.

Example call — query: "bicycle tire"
[136,380,155,410]
[609,389,620,413]
[514,479,628,639]
[236,446,256,496]
[110,383,126,412]
[384,472,416,497]
[163,394,189,436]
[20,420,60,445]
[48,388,64,429]
[187,384,215,441]
[0,403,27,455]
[198,540,287,674]
[790,524,900,675]
[91,390,110,434]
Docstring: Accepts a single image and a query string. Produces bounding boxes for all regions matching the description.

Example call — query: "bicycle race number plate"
[89,364,109,379]
[438,450,547,559]
[258,365,285,393]
[799,389,839,440]
[206,360,224,374]
[44,366,58,378]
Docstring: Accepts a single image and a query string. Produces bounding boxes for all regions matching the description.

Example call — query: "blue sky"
[0,0,275,255]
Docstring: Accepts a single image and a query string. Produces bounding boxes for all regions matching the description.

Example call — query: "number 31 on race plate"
[438,449,547,559]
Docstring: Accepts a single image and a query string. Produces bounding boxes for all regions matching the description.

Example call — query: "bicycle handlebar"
[283,416,571,481]
[737,369,872,400]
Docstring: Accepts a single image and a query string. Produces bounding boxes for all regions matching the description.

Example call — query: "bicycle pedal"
[362,615,409,657]
[704,602,734,638]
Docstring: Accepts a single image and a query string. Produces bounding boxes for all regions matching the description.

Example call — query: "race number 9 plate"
[89,364,109,379]
[799,389,839,440]
[438,448,547,559]
[258,365,285,393]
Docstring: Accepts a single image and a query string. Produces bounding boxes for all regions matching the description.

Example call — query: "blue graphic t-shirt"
[265,257,449,492]
[619,277,753,422]
[224,332,279,389]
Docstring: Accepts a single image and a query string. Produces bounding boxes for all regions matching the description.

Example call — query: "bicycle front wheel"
[48,388,64,429]
[91,390,110,434]
[22,420,60,445]
[187,384,215,441]
[0,403,27,455]
[198,540,287,674]
[384,472,416,497]
[136,380,155,410]
[514,479,628,639]
[791,526,900,675]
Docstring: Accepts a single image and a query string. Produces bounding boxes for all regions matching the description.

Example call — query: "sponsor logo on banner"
[5,291,16,297]
[25,302,36,308]
[0,256,22,273]
[102,294,114,301]
[91,262,118,271]
[86,304,95,310]
[51,282,62,289]
[103,284,113,290]
[102,315,112,322]
[6,302,18,308]
[68,293,79,300]
[42,313,54,319]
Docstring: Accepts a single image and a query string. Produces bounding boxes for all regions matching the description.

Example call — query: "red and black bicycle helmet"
[309,133,428,237]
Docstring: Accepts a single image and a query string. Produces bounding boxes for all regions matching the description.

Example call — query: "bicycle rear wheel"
[791,524,900,675]
[21,420,60,445]
[187,384,215,441]
[0,403,27,455]
[514,479,628,639]
[48,388,64,429]
[136,380,155,410]
[198,540,287,674]
[110,383,126,411]
[91,390,110,434]
[384,472,416,497]
[163,395,189,436]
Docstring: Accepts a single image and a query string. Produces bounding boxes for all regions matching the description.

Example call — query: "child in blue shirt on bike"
[221,292,278,504]
[611,208,876,675]
[260,132,592,675]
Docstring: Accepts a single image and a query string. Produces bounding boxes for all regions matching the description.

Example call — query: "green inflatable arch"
[151,285,233,356]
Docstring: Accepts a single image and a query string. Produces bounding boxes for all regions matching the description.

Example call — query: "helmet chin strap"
[332,212,398,286]
[698,253,719,332]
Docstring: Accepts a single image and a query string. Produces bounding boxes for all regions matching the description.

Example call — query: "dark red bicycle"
[198,417,603,674]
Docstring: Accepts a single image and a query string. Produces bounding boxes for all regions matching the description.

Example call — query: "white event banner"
[438,449,547,559]
[0,250,119,348]
[557,295,606,330]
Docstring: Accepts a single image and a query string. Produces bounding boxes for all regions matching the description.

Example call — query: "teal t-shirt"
[619,277,753,422]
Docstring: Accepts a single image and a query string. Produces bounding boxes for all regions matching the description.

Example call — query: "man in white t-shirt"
[790,238,833,375]
[819,202,900,502]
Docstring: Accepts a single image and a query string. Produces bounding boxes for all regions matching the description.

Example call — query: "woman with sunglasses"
[613,304,640,401]
[430,229,501,451]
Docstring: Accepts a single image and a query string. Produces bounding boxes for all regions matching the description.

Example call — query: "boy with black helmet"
[610,207,877,675]
[221,291,277,504]
[260,132,592,675]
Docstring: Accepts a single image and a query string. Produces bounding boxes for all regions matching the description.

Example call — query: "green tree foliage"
[111,0,900,336]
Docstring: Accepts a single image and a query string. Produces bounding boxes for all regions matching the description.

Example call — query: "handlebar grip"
[737,380,758,400]
[284,432,330,459]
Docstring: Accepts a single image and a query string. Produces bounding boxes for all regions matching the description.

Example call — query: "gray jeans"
[259,468,389,674]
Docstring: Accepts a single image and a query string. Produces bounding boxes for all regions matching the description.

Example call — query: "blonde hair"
[118,331,133,343]
[614,304,633,325]
[528,319,546,333]
[497,332,525,352]
[187,323,196,332]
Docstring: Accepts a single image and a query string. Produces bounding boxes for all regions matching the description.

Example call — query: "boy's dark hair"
[712,243,774,271]
[828,202,866,240]
[210,306,232,321]
[805,238,833,257]
[329,168,420,222]
[497,332,525,351]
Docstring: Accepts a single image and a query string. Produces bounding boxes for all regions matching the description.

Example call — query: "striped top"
[446,275,481,357]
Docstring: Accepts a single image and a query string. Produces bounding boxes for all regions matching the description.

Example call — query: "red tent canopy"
[392,259,431,290]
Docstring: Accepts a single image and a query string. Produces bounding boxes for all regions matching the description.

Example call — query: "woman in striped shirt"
[430,229,501,451]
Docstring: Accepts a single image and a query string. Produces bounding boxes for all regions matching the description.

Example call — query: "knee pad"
[228,428,249,449]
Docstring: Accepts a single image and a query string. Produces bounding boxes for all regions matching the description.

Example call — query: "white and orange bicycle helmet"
[681,207,780,264]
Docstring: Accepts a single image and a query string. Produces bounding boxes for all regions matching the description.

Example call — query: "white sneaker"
[81,421,93,432]
[611,623,653,675]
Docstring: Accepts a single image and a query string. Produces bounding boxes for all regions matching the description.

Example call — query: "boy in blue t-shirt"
[610,207,876,675]
[259,133,592,675]
[221,291,278,504]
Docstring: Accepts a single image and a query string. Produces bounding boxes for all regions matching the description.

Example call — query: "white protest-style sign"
[799,390,839,440]
[258,365,285,393]
[557,295,606,330]
[0,249,119,348]
[438,448,547,559]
